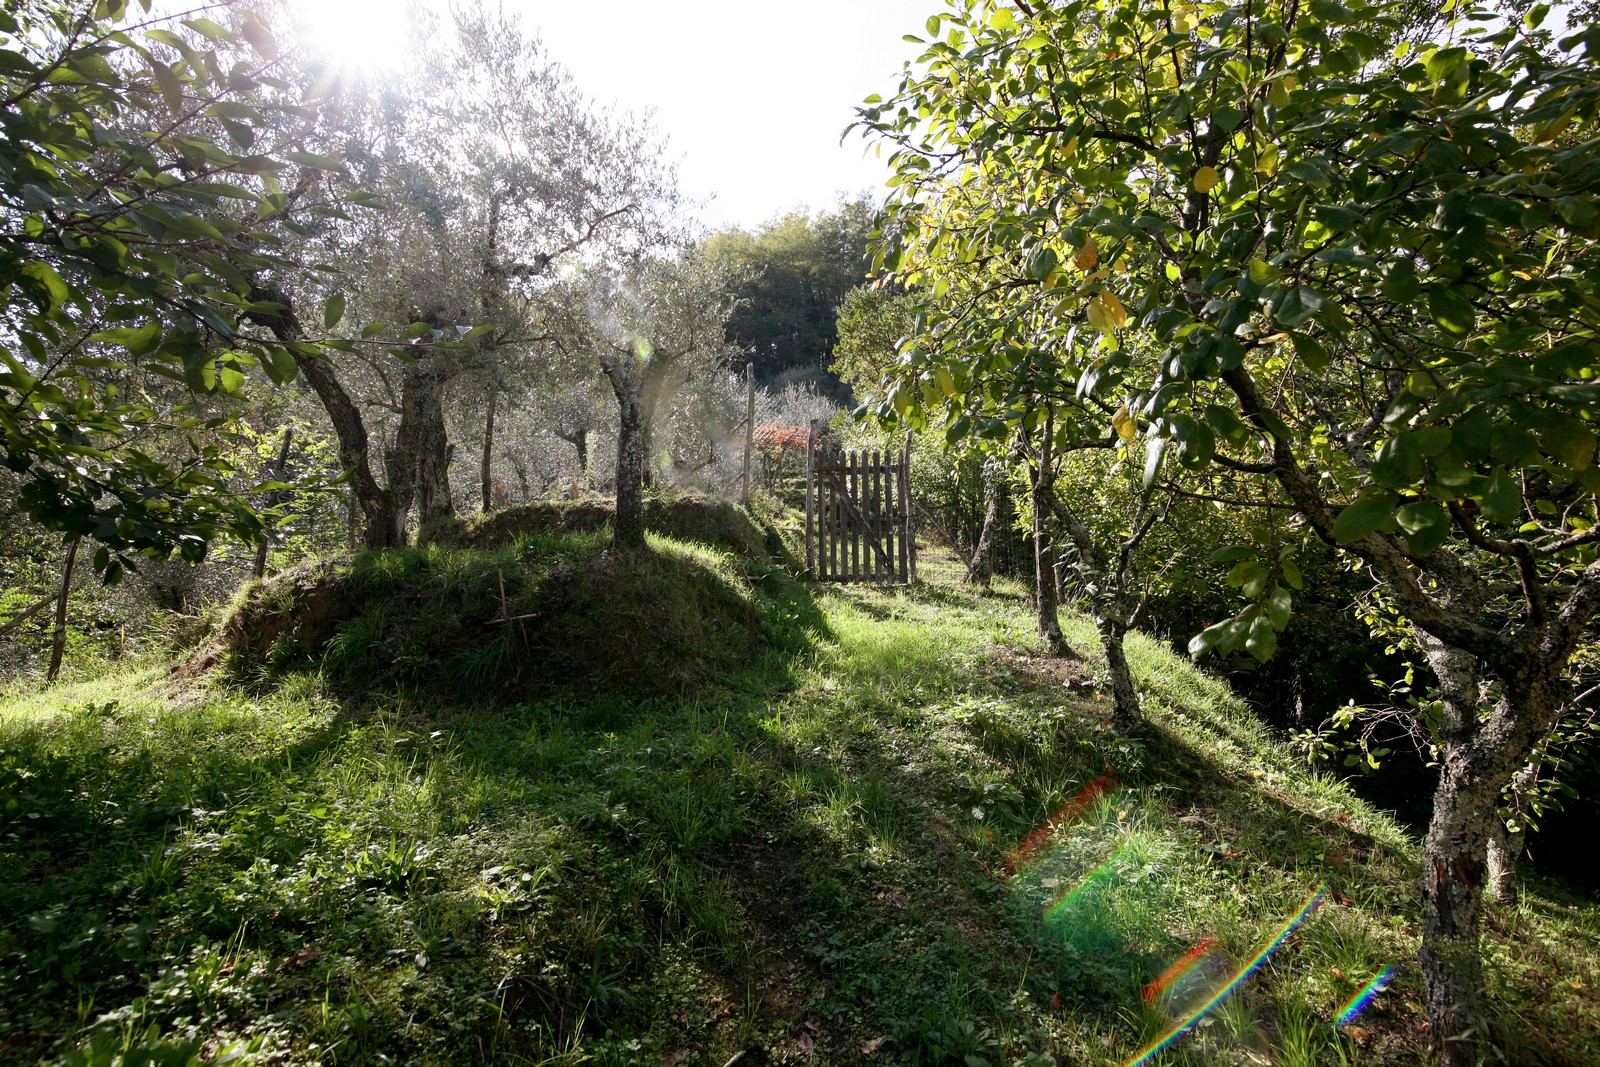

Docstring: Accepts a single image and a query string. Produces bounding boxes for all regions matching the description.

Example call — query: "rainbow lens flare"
[1005,773,1118,876]
[1335,965,1395,1027]
[1142,935,1225,1014]
[1122,884,1326,1067]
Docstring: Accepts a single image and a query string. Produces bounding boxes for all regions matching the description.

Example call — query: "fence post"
[742,362,755,504]
[902,431,917,583]
[805,419,816,577]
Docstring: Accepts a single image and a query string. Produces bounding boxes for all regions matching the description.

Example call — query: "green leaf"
[1245,614,1279,662]
[323,292,346,330]
[360,322,389,339]
[1428,285,1475,336]
[1189,620,1233,658]
[91,320,163,355]
[20,262,70,312]
[1280,557,1304,590]
[1381,258,1421,301]
[263,346,299,385]
[1272,286,1325,328]
[1371,432,1424,488]
[1227,560,1268,591]
[1479,468,1521,523]
[1291,332,1329,373]
[1204,404,1251,446]
[1333,491,1399,544]
[1396,500,1450,555]
[1265,587,1293,630]
[1539,418,1597,470]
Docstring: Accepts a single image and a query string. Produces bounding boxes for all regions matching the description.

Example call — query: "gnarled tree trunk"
[251,287,405,549]
[1413,611,1567,1067]
[612,389,646,548]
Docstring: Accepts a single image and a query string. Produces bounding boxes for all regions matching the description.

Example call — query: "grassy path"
[2,539,1597,1065]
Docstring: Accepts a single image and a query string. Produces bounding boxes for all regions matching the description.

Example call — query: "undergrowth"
[1,534,1596,1066]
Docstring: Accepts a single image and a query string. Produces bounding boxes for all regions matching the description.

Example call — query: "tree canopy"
[856,1,1600,1060]
[0,1,356,577]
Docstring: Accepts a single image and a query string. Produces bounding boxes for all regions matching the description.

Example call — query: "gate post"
[902,431,917,583]
[805,419,817,577]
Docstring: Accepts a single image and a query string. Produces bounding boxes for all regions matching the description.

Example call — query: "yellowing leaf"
[891,387,911,416]
[1074,237,1100,271]
[1086,294,1112,334]
[1193,166,1222,194]
[1100,290,1130,328]
[1257,145,1280,175]
[1113,406,1137,441]
[936,368,957,397]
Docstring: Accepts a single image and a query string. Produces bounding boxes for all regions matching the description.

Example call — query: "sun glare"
[296,0,413,73]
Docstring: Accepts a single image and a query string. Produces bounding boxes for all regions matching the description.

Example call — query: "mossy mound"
[189,528,798,700]
[457,491,790,565]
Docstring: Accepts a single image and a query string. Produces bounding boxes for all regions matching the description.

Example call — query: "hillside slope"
[1,523,1597,1066]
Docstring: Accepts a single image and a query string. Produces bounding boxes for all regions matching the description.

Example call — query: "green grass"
[1,535,1597,1065]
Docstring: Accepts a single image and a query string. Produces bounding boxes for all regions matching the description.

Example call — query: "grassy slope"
[2,535,1598,1066]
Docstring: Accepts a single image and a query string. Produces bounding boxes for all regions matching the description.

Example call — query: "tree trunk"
[48,538,80,681]
[965,462,999,588]
[1100,618,1140,733]
[389,366,456,537]
[253,289,402,550]
[480,386,497,512]
[1031,415,1067,655]
[1414,624,1564,1065]
[1485,819,1522,905]
[1486,761,1536,904]
[253,428,294,580]
[613,391,646,548]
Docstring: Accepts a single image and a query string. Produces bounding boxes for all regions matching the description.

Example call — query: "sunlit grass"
[0,539,1595,1065]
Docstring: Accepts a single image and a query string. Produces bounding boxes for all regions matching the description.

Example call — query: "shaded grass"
[0,539,1596,1066]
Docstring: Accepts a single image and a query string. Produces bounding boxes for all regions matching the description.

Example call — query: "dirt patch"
[175,558,359,679]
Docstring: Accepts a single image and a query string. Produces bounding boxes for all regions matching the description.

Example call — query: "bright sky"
[299,0,937,232]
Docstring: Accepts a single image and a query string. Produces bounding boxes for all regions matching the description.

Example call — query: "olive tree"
[257,1,677,548]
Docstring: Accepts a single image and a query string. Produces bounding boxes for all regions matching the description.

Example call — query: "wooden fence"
[805,428,916,583]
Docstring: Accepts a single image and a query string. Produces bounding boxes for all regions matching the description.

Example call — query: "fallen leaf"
[660,1052,689,1067]
[862,1036,889,1055]
[277,948,321,972]
[798,1031,814,1052]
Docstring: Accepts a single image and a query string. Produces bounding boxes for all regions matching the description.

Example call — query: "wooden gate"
[805,428,916,583]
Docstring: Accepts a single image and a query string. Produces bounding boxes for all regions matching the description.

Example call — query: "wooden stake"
[742,362,755,504]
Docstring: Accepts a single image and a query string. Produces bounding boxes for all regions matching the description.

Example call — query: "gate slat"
[884,449,896,581]
[876,451,889,585]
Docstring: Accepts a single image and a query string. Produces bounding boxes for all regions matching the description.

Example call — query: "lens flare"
[1335,965,1395,1027]
[1041,842,1139,927]
[1123,884,1326,1067]
[1142,935,1224,1011]
[1005,773,1118,876]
